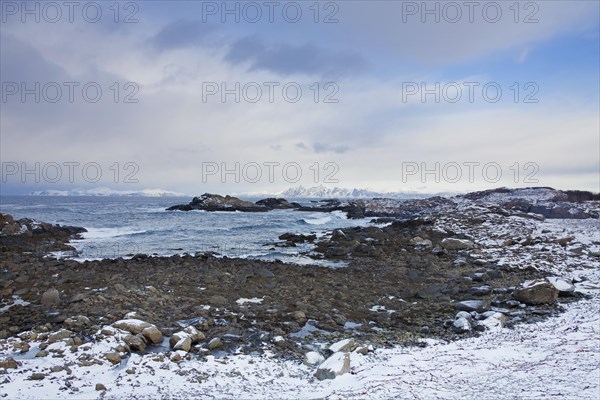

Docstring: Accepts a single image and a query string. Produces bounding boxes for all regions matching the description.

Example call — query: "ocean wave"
[301,216,332,225]
[82,227,148,239]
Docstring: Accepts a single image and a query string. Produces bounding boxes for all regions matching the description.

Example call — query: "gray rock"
[41,288,60,306]
[455,311,472,320]
[314,352,351,380]
[441,238,474,251]
[29,373,46,380]
[546,277,575,296]
[455,300,487,313]
[452,317,471,333]
[470,285,492,296]
[95,383,107,391]
[209,295,228,306]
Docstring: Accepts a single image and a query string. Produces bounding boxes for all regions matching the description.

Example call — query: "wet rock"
[513,282,559,305]
[441,238,474,251]
[455,300,487,313]
[314,352,351,380]
[41,288,60,306]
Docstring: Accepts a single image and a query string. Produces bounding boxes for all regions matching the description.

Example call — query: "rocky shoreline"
[1,187,599,397]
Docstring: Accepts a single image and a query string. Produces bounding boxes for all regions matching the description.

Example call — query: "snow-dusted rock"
[452,317,472,333]
[329,338,356,353]
[304,351,325,366]
[314,352,351,380]
[513,281,559,305]
[441,238,475,250]
[141,326,163,344]
[173,337,192,352]
[113,319,152,335]
[546,277,575,296]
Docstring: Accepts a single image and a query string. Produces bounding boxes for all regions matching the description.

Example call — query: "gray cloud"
[224,36,368,77]
[149,19,219,51]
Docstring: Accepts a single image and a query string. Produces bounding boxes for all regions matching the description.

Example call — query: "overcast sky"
[1,0,598,195]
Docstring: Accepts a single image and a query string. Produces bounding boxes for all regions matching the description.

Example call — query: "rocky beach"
[1,187,599,399]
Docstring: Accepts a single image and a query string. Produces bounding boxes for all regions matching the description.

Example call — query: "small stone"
[35,350,49,358]
[41,288,60,306]
[0,357,19,369]
[170,352,182,362]
[304,351,325,366]
[29,373,46,380]
[209,295,227,306]
[104,352,121,365]
[291,311,306,321]
[455,311,472,320]
[95,383,107,391]
[455,300,487,313]
[441,238,474,251]
[48,329,72,344]
[207,337,222,350]
[126,368,135,375]
[174,337,192,352]
[420,326,431,334]
[452,317,471,333]
[50,366,64,373]
[354,346,369,355]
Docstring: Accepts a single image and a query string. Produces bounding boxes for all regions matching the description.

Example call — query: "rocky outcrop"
[167,194,269,212]
[255,198,299,209]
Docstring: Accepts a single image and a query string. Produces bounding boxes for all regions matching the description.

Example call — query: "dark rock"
[455,300,487,313]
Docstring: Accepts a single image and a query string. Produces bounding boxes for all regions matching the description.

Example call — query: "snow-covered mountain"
[28,187,187,197]
[243,185,456,199]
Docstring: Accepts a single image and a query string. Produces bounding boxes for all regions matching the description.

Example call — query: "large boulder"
[513,281,559,305]
[314,352,351,380]
[113,319,152,335]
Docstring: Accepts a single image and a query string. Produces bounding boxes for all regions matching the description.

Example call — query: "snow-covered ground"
[1,210,599,399]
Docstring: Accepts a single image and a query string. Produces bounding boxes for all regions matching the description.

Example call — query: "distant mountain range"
[241,185,456,199]
[28,187,187,197]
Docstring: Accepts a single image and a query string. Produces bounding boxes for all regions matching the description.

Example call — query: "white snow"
[235,297,264,305]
